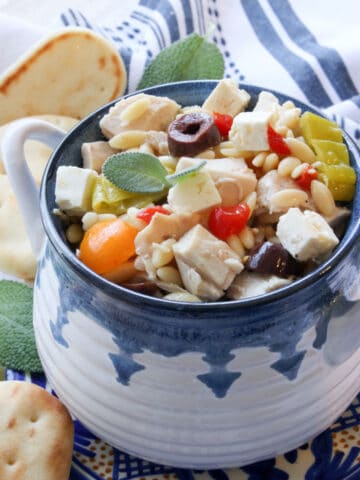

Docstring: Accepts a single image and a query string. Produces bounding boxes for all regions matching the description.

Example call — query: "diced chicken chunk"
[276,207,339,262]
[167,171,221,214]
[135,212,200,278]
[227,272,291,299]
[176,259,224,301]
[55,166,97,216]
[145,131,169,155]
[229,111,274,151]
[202,79,250,117]
[100,93,180,139]
[176,157,257,205]
[256,170,311,215]
[173,224,243,301]
[81,141,117,173]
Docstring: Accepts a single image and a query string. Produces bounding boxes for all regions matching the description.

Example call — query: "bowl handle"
[1,118,66,259]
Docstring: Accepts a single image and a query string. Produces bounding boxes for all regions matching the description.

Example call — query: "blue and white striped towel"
[59,0,360,147]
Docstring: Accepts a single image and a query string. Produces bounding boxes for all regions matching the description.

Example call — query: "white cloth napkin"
[1,1,359,146]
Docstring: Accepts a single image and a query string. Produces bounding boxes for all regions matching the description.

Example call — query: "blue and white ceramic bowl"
[3,81,360,469]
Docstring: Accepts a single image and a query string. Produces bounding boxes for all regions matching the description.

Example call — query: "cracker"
[0,381,74,480]
[0,27,127,124]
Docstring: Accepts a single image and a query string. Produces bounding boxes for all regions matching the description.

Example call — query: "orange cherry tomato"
[79,218,138,275]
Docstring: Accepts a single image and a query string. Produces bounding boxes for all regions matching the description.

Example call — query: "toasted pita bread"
[0,381,74,480]
[0,114,77,280]
[0,174,38,280]
[0,115,78,182]
[0,27,127,124]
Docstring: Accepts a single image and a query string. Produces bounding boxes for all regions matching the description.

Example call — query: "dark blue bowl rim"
[40,79,360,312]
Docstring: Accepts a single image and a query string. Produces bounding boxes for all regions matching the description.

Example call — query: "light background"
[0,0,137,26]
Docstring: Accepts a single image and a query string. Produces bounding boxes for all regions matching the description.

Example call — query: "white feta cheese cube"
[254,91,301,131]
[229,111,273,151]
[253,91,279,113]
[175,156,257,204]
[202,79,250,117]
[276,207,339,262]
[167,171,221,214]
[55,166,97,215]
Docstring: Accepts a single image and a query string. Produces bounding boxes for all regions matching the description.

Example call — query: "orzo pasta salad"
[54,79,356,302]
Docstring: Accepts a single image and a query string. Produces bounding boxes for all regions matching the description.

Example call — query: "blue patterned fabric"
[58,0,360,147]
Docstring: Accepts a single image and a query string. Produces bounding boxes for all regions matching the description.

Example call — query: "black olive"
[167,112,221,157]
[122,277,160,296]
[245,241,301,278]
[328,208,350,239]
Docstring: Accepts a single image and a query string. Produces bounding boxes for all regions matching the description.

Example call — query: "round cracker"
[0,27,127,124]
[0,381,74,480]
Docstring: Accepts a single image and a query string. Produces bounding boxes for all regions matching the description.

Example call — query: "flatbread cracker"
[0,175,38,280]
[0,27,127,124]
[0,381,74,480]
[0,115,78,182]
[0,115,77,280]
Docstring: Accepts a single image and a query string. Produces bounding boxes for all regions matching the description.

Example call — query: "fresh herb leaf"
[166,160,207,184]
[137,33,224,90]
[0,281,42,372]
[103,152,169,193]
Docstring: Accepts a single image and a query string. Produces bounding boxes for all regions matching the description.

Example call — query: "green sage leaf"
[0,281,42,372]
[166,160,207,184]
[103,152,170,193]
[137,33,224,90]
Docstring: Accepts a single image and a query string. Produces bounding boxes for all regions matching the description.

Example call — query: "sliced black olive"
[327,207,350,239]
[122,277,160,296]
[167,112,221,157]
[245,241,301,278]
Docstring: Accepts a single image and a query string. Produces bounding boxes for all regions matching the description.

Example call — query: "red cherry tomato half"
[267,124,291,155]
[295,164,318,191]
[208,203,251,240]
[213,112,233,138]
[136,206,171,224]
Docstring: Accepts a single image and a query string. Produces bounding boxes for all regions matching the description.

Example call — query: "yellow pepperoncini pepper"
[300,112,343,145]
[300,112,356,201]
[92,176,166,215]
[311,140,349,165]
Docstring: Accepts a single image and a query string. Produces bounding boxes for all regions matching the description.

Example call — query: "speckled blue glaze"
[36,81,360,399]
